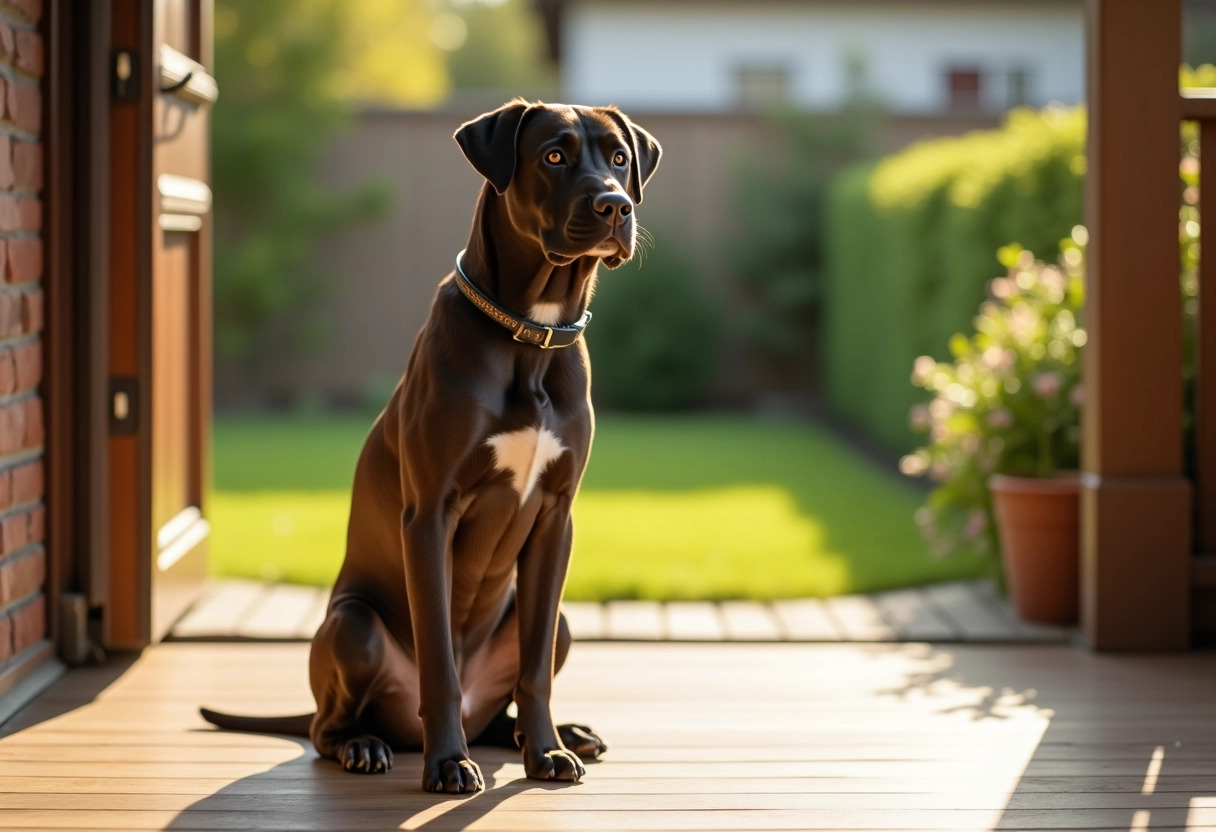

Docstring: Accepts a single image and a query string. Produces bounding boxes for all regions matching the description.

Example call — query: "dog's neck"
[460,185,598,327]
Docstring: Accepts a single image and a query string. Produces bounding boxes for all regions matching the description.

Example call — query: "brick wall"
[0,0,43,673]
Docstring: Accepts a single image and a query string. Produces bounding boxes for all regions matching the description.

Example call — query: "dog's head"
[455,100,661,269]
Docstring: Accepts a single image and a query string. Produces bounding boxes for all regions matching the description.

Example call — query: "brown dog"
[201,100,661,794]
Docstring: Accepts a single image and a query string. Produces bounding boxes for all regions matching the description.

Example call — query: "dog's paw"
[422,753,484,794]
[558,723,608,760]
[523,746,586,782]
[340,736,393,774]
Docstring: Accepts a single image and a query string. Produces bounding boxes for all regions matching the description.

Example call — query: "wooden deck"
[170,580,1072,644]
[2,641,1214,830]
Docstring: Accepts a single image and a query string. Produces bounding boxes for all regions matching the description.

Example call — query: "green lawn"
[210,413,987,600]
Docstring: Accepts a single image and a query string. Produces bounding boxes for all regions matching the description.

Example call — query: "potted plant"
[903,238,1086,623]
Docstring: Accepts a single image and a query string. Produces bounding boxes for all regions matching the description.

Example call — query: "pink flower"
[908,404,931,432]
[990,277,1015,299]
[1032,371,1063,398]
[1070,385,1085,408]
[911,356,936,385]
[1038,266,1066,295]
[981,346,1016,376]
[987,408,1014,430]
[1010,304,1038,342]
[929,398,954,421]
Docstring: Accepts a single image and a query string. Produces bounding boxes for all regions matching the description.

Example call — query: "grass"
[209,413,987,600]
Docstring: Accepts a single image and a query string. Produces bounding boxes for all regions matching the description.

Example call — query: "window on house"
[1008,67,1031,108]
[947,67,983,111]
[736,65,789,109]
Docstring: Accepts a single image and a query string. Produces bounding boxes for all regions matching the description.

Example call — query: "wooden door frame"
[43,0,118,662]
[106,0,155,650]
[80,1,115,627]
[45,0,79,655]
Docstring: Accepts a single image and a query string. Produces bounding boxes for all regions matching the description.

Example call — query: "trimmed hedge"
[823,108,1086,453]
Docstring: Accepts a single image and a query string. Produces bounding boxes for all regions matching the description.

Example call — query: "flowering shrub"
[901,237,1086,559]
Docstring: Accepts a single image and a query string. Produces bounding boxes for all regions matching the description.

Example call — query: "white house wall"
[562,0,1084,113]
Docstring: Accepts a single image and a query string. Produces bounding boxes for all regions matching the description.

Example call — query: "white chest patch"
[485,426,566,504]
[529,302,564,326]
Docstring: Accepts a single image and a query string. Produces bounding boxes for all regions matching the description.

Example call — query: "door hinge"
[111,48,140,103]
[109,377,139,435]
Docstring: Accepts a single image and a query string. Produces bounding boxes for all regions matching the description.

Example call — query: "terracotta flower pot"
[988,473,1080,624]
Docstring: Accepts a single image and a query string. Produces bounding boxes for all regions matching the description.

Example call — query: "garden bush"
[823,107,1086,453]
[587,241,723,411]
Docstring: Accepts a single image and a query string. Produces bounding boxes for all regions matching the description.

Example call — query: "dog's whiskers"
[634,224,655,265]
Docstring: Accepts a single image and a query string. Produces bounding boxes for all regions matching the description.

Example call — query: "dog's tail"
[199,707,315,737]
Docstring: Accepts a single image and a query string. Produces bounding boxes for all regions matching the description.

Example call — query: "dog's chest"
[483,424,566,505]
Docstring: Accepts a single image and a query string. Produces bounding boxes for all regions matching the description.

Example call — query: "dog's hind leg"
[308,596,422,774]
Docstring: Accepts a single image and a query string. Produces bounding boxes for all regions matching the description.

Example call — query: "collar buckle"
[512,323,555,348]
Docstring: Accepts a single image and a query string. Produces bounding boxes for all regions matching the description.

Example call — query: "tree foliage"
[444,0,557,96]
[212,0,401,395]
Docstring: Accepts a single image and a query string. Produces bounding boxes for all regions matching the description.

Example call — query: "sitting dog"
[201,100,661,794]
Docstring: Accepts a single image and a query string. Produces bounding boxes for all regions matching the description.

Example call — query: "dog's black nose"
[592,191,632,225]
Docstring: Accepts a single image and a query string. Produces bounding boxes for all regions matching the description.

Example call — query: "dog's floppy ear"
[604,109,662,204]
[454,100,530,194]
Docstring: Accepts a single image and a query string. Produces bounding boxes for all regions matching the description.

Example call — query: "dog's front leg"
[402,508,484,794]
[513,493,586,782]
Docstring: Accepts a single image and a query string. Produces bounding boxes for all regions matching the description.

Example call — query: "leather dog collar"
[454,249,592,349]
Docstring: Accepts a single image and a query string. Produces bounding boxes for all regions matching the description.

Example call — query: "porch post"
[1082,0,1191,649]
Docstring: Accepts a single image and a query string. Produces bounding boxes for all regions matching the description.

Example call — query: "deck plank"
[823,594,898,641]
[718,601,781,640]
[873,588,960,641]
[296,590,329,640]
[562,601,605,641]
[603,600,664,640]
[236,584,325,641]
[769,598,840,640]
[170,581,268,640]
[663,602,725,641]
[970,581,1073,642]
[923,581,1024,641]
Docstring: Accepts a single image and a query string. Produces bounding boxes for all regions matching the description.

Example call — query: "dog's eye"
[613,152,627,166]
[546,151,564,165]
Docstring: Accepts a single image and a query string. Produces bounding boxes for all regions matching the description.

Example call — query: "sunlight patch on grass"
[209,491,347,586]
[568,486,850,600]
